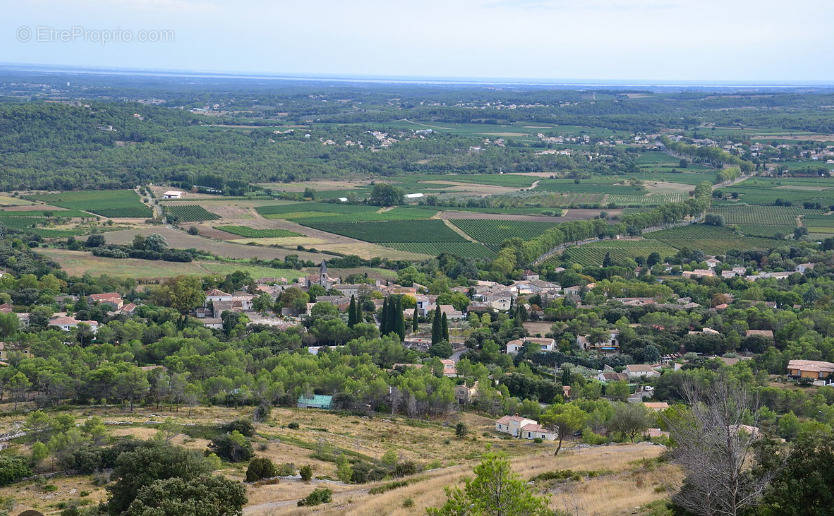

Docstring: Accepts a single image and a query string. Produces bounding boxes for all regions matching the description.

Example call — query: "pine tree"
[431,305,442,345]
[441,312,449,341]
[348,295,357,327]
[602,251,613,267]
[412,307,419,333]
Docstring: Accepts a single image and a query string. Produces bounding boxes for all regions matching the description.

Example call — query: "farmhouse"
[162,190,184,199]
[495,415,556,441]
[787,360,834,383]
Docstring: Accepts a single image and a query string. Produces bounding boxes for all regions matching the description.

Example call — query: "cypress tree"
[385,296,396,336]
[354,298,362,325]
[431,305,442,344]
[395,297,405,341]
[441,312,449,341]
[380,297,389,334]
[348,295,357,327]
[412,307,419,333]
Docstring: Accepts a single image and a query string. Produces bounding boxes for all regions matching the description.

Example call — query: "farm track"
[442,220,479,242]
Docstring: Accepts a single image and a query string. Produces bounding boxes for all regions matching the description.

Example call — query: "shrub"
[287,422,300,430]
[0,455,31,486]
[455,422,468,438]
[393,460,420,478]
[208,431,254,462]
[299,465,313,481]
[298,487,332,506]
[403,498,414,508]
[222,419,255,437]
[368,480,408,495]
[246,457,277,482]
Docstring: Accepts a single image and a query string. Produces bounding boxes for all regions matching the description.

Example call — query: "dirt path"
[442,219,479,242]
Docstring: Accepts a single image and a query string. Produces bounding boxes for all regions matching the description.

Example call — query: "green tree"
[0,312,19,339]
[606,380,630,402]
[348,295,358,327]
[427,452,550,515]
[608,403,652,442]
[107,443,213,514]
[368,183,404,206]
[125,474,246,516]
[759,430,834,515]
[412,307,419,333]
[246,457,277,482]
[299,464,313,481]
[441,312,449,342]
[208,431,254,463]
[540,403,588,455]
[431,305,442,345]
[31,441,48,468]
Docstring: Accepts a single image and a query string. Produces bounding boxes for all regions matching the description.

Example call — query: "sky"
[3,0,834,83]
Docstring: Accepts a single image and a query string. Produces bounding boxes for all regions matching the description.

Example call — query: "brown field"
[420,180,519,196]
[35,249,308,281]
[258,179,371,192]
[752,133,834,141]
[93,227,326,263]
[645,181,694,194]
[523,321,554,337]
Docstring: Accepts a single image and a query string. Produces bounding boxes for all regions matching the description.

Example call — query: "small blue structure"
[297,394,333,410]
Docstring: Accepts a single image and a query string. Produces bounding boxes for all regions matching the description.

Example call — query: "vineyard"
[709,205,810,226]
[647,225,777,254]
[165,204,220,222]
[605,192,685,206]
[27,190,152,218]
[561,239,679,266]
[804,214,834,234]
[381,242,496,259]
[306,220,466,243]
[256,202,437,222]
[215,225,300,238]
[450,219,557,245]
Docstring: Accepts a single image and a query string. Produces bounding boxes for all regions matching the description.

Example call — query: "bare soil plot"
[752,133,834,141]
[258,179,372,192]
[0,204,67,211]
[420,180,518,196]
[644,181,694,194]
[523,321,553,337]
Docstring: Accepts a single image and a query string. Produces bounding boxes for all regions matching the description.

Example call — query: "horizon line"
[2,62,834,89]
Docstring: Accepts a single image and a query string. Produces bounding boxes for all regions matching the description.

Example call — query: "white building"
[163,190,184,199]
[495,415,556,441]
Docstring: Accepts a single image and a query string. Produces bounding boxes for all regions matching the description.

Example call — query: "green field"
[561,239,679,266]
[709,205,811,226]
[804,214,834,234]
[256,202,437,222]
[450,219,556,245]
[306,220,466,243]
[216,225,301,238]
[27,190,152,218]
[381,242,495,260]
[165,204,220,222]
[647,225,778,254]
[717,177,834,206]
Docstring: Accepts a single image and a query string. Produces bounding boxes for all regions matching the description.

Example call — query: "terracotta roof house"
[89,292,123,309]
[495,415,557,441]
[787,360,834,383]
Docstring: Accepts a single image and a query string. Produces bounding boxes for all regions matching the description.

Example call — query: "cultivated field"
[26,190,152,218]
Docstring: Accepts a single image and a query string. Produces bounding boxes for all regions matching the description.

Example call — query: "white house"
[495,415,556,441]
[506,337,556,354]
[49,315,99,333]
[625,364,661,379]
[506,339,524,354]
[163,190,184,199]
